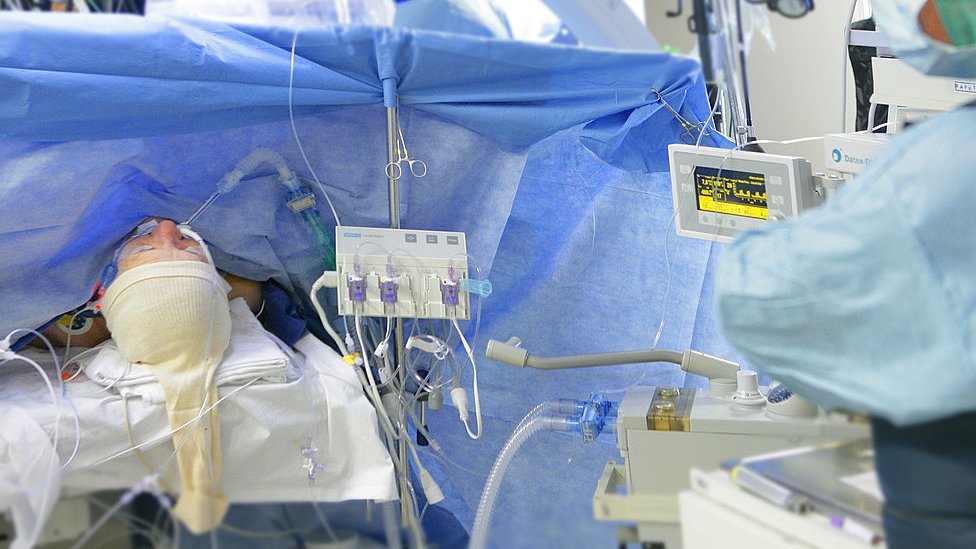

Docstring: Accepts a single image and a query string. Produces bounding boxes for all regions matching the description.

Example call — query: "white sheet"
[0,404,61,549]
[0,307,396,524]
[82,299,293,404]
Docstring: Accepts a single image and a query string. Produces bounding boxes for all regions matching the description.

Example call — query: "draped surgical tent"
[0,11,737,547]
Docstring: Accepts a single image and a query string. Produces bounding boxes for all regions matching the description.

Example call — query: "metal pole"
[692,0,714,83]
[733,0,757,143]
[386,105,414,528]
[387,106,401,230]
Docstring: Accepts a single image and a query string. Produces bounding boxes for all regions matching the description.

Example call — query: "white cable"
[60,393,82,471]
[738,136,825,148]
[450,318,482,440]
[288,28,342,227]
[310,275,348,356]
[3,329,84,470]
[403,427,444,505]
[0,343,62,541]
[92,376,262,466]
[354,314,400,440]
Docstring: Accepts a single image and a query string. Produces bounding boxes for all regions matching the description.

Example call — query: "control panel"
[334,226,470,319]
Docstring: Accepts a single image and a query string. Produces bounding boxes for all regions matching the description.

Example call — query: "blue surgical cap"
[874,0,976,78]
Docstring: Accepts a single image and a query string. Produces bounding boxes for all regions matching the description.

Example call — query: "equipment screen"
[693,166,768,220]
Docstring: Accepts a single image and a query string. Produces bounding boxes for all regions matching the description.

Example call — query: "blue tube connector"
[460,278,493,298]
[566,393,618,444]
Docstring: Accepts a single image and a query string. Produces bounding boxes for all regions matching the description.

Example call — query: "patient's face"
[117,218,207,273]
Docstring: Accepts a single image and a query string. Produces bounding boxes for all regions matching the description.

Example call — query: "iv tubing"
[354,315,399,441]
[0,342,62,546]
[451,317,482,439]
[288,28,341,227]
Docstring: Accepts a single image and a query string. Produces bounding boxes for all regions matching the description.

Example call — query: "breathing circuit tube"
[185,148,295,226]
[217,148,296,195]
[184,148,337,270]
[469,397,617,549]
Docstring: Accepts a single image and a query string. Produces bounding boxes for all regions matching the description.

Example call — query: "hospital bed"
[0,298,396,546]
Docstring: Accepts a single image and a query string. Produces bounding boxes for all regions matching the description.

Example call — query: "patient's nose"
[149,220,183,247]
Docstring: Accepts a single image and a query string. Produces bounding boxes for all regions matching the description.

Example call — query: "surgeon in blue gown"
[714,2,976,548]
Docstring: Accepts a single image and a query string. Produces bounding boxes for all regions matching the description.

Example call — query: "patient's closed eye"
[118,243,205,262]
[118,244,153,262]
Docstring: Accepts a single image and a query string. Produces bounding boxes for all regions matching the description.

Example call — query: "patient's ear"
[36,316,111,349]
[224,274,263,313]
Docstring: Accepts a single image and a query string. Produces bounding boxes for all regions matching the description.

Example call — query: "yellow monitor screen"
[694,166,768,220]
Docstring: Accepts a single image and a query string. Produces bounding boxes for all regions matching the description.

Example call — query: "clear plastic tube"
[382,500,403,549]
[469,403,569,549]
[0,339,63,548]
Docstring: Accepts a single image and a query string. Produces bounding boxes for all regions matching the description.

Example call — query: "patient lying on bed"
[91,217,249,533]
[36,218,393,535]
[36,218,262,350]
[0,217,477,548]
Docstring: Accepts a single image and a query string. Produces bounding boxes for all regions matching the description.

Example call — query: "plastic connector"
[440,278,459,306]
[576,393,618,444]
[460,278,493,298]
[681,350,740,380]
[347,275,366,303]
[450,387,469,423]
[217,170,243,194]
[406,336,449,360]
[485,338,528,368]
[300,439,325,482]
[379,278,398,304]
[419,466,445,505]
[428,388,443,411]
[378,362,393,384]
[286,188,316,213]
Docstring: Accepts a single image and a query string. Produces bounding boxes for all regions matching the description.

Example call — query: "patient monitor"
[668,144,822,243]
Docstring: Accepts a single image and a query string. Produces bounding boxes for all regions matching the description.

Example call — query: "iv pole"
[385,100,415,527]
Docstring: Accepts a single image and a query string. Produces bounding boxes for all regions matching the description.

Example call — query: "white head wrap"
[101,260,232,533]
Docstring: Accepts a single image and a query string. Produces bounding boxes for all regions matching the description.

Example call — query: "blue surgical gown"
[715,103,976,427]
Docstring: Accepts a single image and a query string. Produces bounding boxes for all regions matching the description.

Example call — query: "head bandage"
[101,259,232,533]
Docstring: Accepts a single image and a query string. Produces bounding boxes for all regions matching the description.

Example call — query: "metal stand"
[386,104,415,528]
